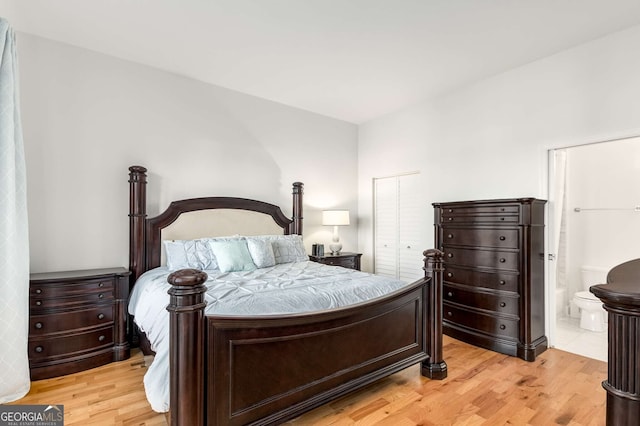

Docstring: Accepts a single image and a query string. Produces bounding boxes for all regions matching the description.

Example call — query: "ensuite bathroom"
[550,136,640,361]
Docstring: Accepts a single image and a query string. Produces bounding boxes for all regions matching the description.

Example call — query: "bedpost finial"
[292,182,304,194]
[167,269,208,287]
[129,165,147,173]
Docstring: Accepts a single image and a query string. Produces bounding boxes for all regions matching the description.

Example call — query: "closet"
[374,173,427,282]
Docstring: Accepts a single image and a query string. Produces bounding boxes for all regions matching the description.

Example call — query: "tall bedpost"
[291,182,304,235]
[129,165,147,287]
[421,248,447,379]
[167,269,208,426]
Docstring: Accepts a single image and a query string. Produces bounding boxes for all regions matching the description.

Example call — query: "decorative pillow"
[252,234,307,264]
[246,238,276,268]
[163,239,216,271]
[208,239,256,273]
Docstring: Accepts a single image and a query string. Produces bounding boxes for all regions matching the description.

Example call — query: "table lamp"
[322,210,350,254]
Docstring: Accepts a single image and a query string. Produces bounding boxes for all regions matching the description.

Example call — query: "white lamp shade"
[322,210,350,226]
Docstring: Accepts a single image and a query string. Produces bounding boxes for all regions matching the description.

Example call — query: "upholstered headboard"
[128,166,303,286]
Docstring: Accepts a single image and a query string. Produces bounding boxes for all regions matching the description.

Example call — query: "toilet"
[573,266,608,332]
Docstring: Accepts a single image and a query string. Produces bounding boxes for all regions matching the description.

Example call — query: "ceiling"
[3,0,640,124]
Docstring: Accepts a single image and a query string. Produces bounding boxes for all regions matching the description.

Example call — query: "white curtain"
[551,149,568,290]
[0,18,30,402]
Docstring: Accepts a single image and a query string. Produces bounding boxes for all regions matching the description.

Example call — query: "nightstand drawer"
[29,325,113,361]
[30,289,114,310]
[309,252,362,271]
[30,278,114,299]
[30,306,114,336]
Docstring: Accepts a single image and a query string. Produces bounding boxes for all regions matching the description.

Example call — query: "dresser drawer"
[30,277,115,311]
[443,247,519,271]
[444,284,519,316]
[29,326,113,361]
[444,266,519,292]
[30,277,114,299]
[440,228,519,249]
[439,205,520,224]
[444,302,519,339]
[30,306,114,336]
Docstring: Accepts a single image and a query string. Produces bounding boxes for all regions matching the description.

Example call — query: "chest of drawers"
[434,198,547,361]
[29,267,131,380]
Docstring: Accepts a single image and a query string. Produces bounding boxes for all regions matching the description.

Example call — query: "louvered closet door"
[398,174,427,282]
[374,173,427,282]
[374,177,398,278]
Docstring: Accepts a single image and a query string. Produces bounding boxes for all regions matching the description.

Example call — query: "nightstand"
[28,267,131,380]
[309,252,362,271]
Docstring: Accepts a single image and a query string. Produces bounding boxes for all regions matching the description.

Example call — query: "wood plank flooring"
[12,336,607,425]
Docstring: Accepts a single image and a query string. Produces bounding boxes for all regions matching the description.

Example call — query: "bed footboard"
[167,250,446,426]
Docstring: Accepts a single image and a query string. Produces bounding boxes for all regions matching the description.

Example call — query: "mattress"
[128,260,410,412]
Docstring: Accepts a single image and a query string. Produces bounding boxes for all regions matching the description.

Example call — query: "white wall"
[564,137,640,298]
[358,24,640,272]
[18,33,359,273]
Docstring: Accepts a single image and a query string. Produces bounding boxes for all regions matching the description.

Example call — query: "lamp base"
[329,242,342,255]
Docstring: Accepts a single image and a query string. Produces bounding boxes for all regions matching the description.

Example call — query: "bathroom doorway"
[548,136,640,361]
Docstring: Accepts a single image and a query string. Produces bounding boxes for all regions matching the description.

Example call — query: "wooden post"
[128,165,147,287]
[421,248,447,379]
[291,182,304,235]
[167,269,208,426]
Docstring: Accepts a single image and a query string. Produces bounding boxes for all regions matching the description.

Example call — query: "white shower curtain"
[0,18,30,402]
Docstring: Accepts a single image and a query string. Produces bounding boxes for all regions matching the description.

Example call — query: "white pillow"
[250,234,307,264]
[246,238,276,268]
[208,239,256,273]
[163,239,216,271]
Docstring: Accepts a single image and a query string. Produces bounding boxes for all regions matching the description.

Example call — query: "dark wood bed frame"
[128,165,447,425]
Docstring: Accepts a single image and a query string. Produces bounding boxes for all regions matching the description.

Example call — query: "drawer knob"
[448,209,453,213]
[98,335,106,342]
[35,300,42,306]
[447,311,453,317]
[98,293,104,299]
[35,288,42,294]
[499,324,506,330]
[499,280,506,285]
[500,302,506,307]
[500,217,505,221]
[447,234,453,239]
[447,291,453,297]
[35,346,43,353]
[98,282,104,287]
[499,236,506,241]
[448,217,453,221]
[499,258,506,263]
[98,313,105,320]
[35,322,43,329]
[447,253,453,258]
[447,272,453,278]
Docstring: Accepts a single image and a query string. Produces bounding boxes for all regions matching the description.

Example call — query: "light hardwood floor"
[13,336,607,425]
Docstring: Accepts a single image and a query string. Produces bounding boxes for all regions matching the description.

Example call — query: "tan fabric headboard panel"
[160,209,285,265]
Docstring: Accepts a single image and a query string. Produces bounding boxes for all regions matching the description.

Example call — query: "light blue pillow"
[246,238,276,268]
[208,239,256,273]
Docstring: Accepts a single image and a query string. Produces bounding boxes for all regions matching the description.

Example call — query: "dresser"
[29,267,131,380]
[433,198,546,361]
[309,252,362,270]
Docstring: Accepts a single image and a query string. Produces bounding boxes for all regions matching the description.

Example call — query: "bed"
[127,165,447,425]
